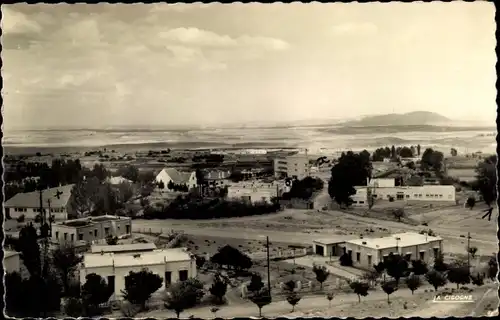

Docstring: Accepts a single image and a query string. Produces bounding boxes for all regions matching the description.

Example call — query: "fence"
[248,248,308,261]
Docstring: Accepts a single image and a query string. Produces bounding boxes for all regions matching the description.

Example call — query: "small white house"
[80,248,197,300]
[155,168,197,190]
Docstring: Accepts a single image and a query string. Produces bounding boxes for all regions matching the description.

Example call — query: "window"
[419,251,425,260]
[367,255,372,266]
[104,227,109,236]
[107,276,115,294]
[179,270,188,281]
[433,248,439,257]
[89,231,93,237]
[94,229,98,237]
[359,201,364,204]
[55,231,59,239]
[406,195,410,198]
[70,234,74,242]
[64,233,68,240]
[78,234,83,241]
[414,194,418,198]
[164,272,172,287]
[126,225,131,234]
[404,253,412,261]
[356,252,360,263]
[439,195,443,198]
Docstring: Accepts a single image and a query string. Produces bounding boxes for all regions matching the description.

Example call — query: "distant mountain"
[339,111,452,127]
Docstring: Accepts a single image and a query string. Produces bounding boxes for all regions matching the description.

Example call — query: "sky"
[1,2,497,130]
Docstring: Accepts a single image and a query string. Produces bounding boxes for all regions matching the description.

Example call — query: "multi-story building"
[51,215,132,244]
[227,181,284,204]
[274,154,311,180]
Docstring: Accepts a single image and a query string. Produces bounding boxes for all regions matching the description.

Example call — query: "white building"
[351,178,456,206]
[274,154,311,180]
[155,168,198,190]
[227,182,284,204]
[108,176,133,185]
[90,243,157,255]
[80,248,197,300]
[4,250,21,274]
[4,184,76,220]
[344,232,443,270]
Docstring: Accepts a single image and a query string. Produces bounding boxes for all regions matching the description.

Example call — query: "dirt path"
[142,282,496,318]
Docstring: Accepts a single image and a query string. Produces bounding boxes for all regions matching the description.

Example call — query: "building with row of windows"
[313,232,443,270]
[51,215,132,243]
[273,154,311,180]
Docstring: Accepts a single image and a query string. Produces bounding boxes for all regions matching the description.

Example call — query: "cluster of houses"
[313,231,443,269]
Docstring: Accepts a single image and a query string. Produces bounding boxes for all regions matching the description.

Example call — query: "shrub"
[17,214,25,223]
[64,297,84,317]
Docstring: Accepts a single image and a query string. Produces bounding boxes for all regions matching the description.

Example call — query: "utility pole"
[467,232,471,271]
[47,199,52,237]
[266,236,271,295]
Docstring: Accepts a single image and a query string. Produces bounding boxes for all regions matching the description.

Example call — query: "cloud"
[1,6,42,34]
[331,22,378,36]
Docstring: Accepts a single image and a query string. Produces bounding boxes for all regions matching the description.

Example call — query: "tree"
[70,176,101,216]
[468,247,478,259]
[392,208,405,222]
[447,266,471,289]
[420,148,444,172]
[417,144,421,156]
[195,255,206,269]
[209,273,228,305]
[391,145,396,159]
[399,147,413,158]
[283,280,297,292]
[18,223,41,278]
[51,243,84,296]
[475,155,497,207]
[286,292,301,312]
[117,181,135,203]
[158,181,165,189]
[487,255,498,281]
[381,281,398,303]
[195,169,206,186]
[349,281,370,302]
[211,245,253,271]
[91,163,109,182]
[249,288,272,317]
[167,180,175,190]
[5,272,24,313]
[433,253,448,272]
[470,272,484,286]
[247,273,265,293]
[164,278,205,318]
[361,270,380,287]
[106,235,119,245]
[425,270,447,291]
[329,151,372,207]
[450,148,458,157]
[405,274,421,294]
[410,260,429,276]
[117,165,139,183]
[312,265,330,289]
[81,273,113,314]
[64,297,84,317]
[326,292,334,307]
[384,253,408,284]
[122,269,163,310]
[466,197,476,209]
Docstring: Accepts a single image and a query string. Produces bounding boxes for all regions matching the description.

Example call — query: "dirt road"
[143,282,496,318]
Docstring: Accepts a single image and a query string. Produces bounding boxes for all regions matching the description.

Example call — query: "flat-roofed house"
[344,232,443,270]
[312,235,359,257]
[90,243,157,255]
[155,168,198,190]
[4,184,76,220]
[51,215,132,244]
[227,181,284,204]
[80,248,197,300]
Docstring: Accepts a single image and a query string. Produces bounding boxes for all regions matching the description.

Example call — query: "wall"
[343,242,380,270]
[4,253,21,274]
[80,259,197,299]
[187,172,198,190]
[8,207,68,220]
[227,186,279,204]
[274,156,310,180]
[155,170,173,189]
[313,242,345,257]
[52,218,132,243]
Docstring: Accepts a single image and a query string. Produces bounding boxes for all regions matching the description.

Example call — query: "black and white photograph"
[2,2,498,318]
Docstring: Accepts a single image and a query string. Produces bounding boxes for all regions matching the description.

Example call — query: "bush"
[340,253,353,266]
[17,214,25,223]
[64,297,84,317]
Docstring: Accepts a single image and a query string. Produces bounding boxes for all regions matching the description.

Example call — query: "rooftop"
[4,184,75,208]
[91,243,157,254]
[162,168,193,184]
[313,235,359,245]
[83,248,193,268]
[346,232,443,250]
[57,215,130,228]
[4,250,20,259]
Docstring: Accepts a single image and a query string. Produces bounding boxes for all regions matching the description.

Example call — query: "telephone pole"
[266,236,271,295]
[467,232,471,271]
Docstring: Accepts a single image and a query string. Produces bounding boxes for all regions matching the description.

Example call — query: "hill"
[340,111,451,127]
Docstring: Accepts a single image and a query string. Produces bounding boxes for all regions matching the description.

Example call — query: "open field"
[447,168,477,182]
